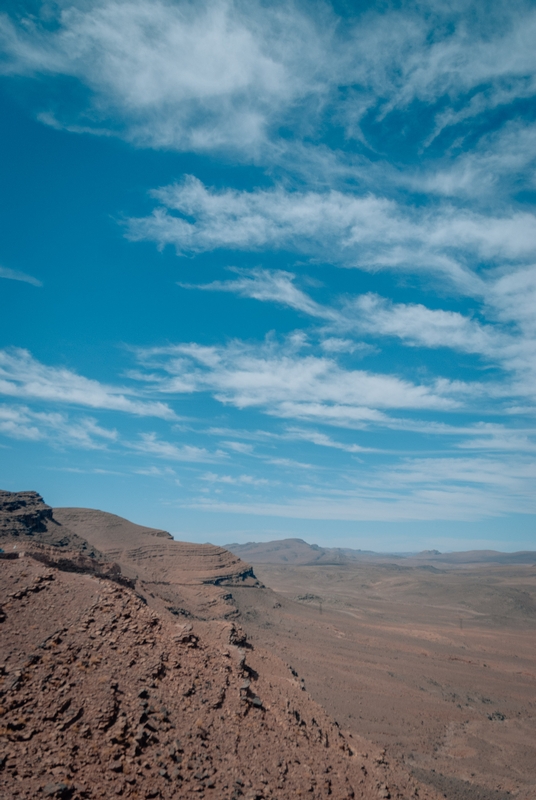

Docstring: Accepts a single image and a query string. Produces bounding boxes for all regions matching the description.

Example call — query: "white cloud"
[127,177,536,292]
[411,121,536,198]
[201,471,271,486]
[186,455,536,521]
[0,404,117,448]
[134,465,177,476]
[183,261,536,401]
[2,0,536,161]
[283,426,372,453]
[0,0,330,154]
[134,337,460,430]
[319,337,369,354]
[184,267,536,400]
[455,425,536,452]
[180,267,329,318]
[129,431,216,461]
[347,293,502,354]
[0,266,42,287]
[221,440,254,454]
[490,264,536,333]
[352,4,536,126]
[0,347,175,418]
[264,457,315,470]
[348,291,536,398]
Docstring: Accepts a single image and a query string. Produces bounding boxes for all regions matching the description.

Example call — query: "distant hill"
[411,549,536,566]
[226,537,536,566]
[226,537,392,565]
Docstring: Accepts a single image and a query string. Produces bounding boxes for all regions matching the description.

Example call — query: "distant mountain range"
[225,537,536,566]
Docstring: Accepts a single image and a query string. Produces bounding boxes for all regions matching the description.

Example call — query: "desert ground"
[2,492,535,800]
[228,551,536,800]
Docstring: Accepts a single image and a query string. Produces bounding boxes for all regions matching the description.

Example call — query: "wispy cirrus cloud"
[0,348,175,419]
[0,404,117,448]
[133,337,460,428]
[0,266,42,287]
[220,440,254,454]
[343,292,536,399]
[128,431,219,462]
[201,471,272,486]
[457,428,536,452]
[0,0,329,154]
[2,0,536,163]
[409,120,536,199]
[262,456,315,470]
[127,176,536,292]
[344,294,502,354]
[282,426,373,453]
[184,267,536,401]
[187,455,536,521]
[179,266,329,319]
[135,465,177,476]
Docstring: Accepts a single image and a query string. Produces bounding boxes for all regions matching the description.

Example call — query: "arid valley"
[1,491,535,800]
[228,542,536,800]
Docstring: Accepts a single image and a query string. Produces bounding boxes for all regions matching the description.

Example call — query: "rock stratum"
[0,491,439,800]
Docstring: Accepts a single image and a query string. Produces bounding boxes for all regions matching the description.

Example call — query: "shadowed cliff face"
[0,490,53,535]
[0,492,434,800]
[0,491,100,556]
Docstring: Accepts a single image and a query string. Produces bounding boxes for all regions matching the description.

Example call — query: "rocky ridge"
[0,491,442,800]
[53,507,261,621]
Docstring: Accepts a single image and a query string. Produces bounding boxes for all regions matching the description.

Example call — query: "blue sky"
[1,0,536,551]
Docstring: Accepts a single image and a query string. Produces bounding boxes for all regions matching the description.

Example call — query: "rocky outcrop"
[2,491,261,621]
[27,546,135,589]
[0,552,434,800]
[0,492,101,557]
[0,490,53,536]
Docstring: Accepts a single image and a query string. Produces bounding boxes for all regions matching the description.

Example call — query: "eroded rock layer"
[53,507,260,620]
[54,508,258,584]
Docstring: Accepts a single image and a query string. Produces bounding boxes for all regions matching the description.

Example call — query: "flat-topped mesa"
[53,507,260,587]
[53,506,261,620]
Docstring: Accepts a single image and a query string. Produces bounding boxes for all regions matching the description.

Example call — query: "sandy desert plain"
[228,540,536,800]
[1,491,535,800]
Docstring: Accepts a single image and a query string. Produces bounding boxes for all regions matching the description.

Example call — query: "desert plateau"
[1,491,535,800]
